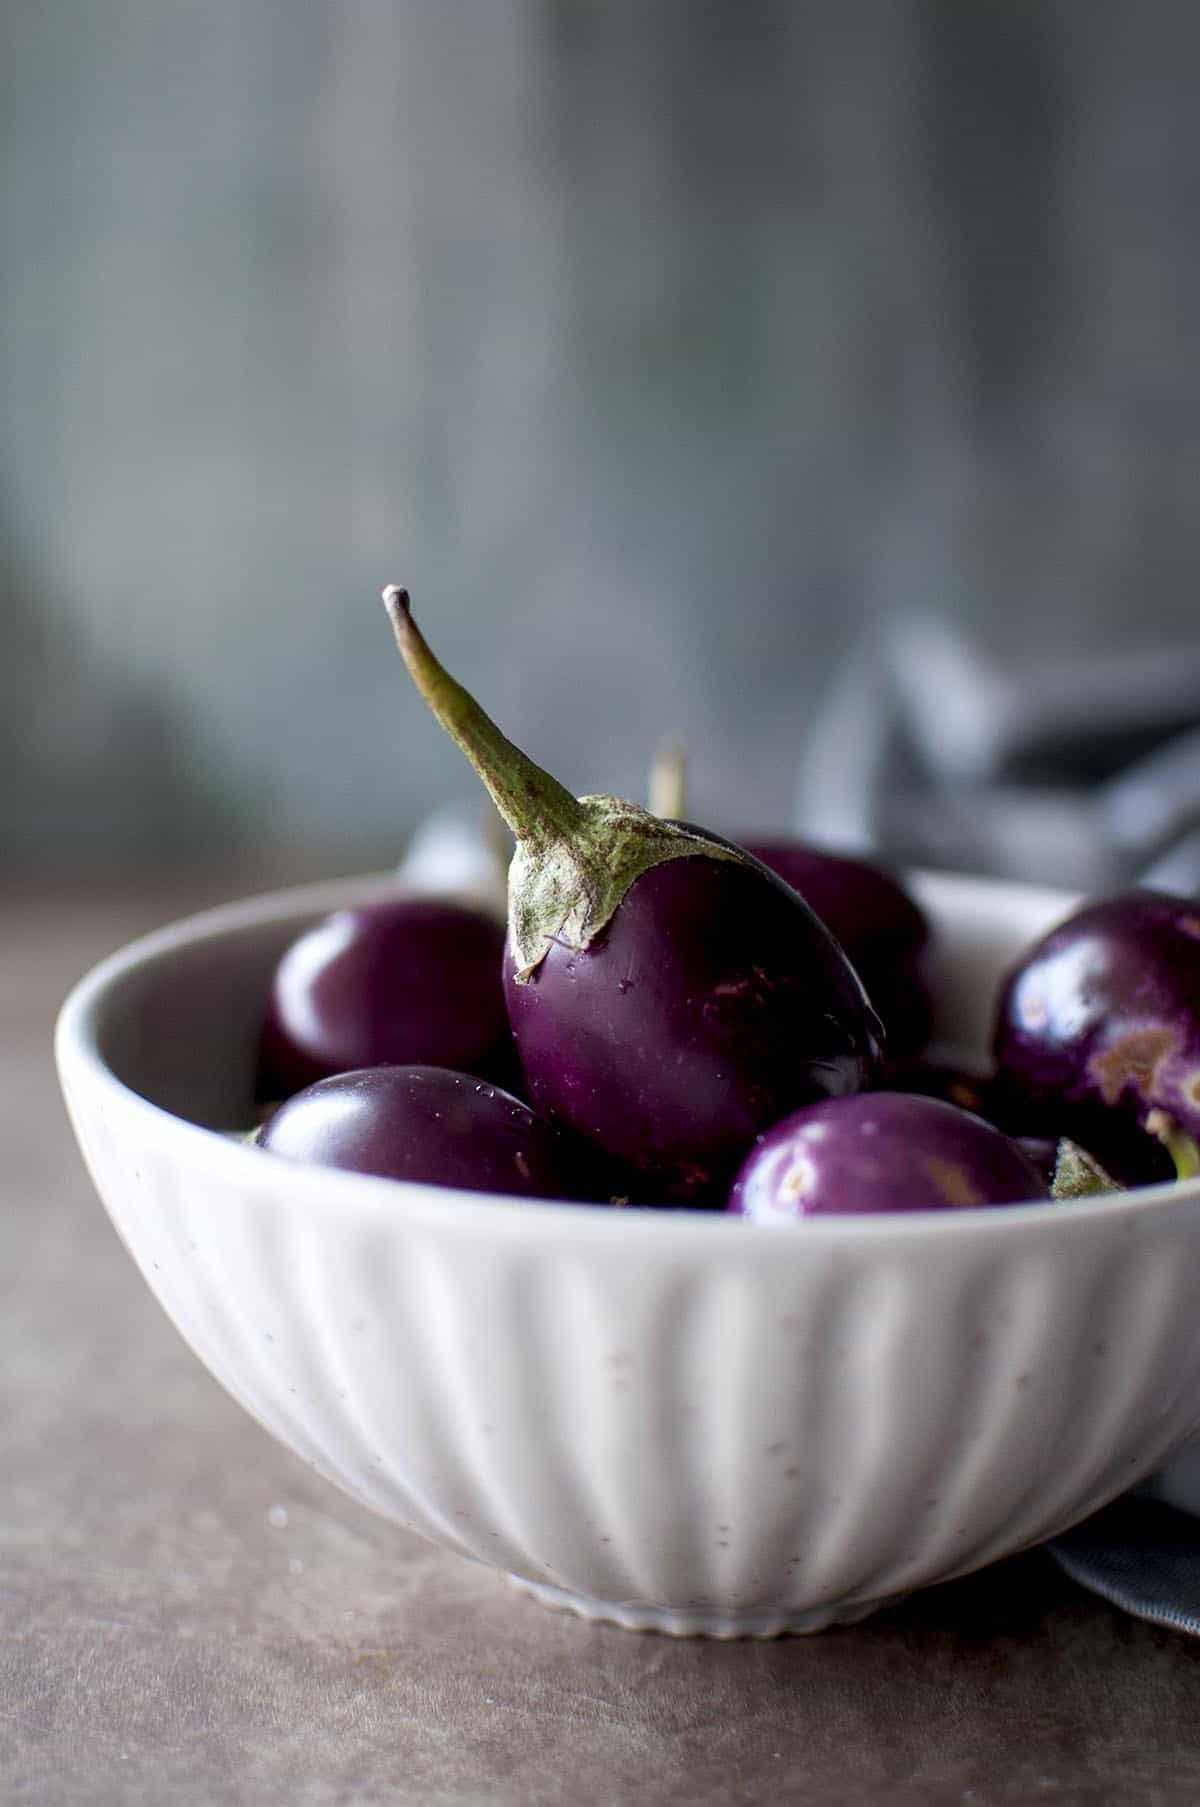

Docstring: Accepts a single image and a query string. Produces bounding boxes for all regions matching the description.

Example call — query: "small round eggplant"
[504,852,882,1203]
[745,841,933,1061]
[258,897,510,1101]
[257,1065,583,1198]
[993,890,1200,1173]
[380,588,883,1204]
[729,1093,1049,1219]
[884,1058,1177,1188]
[644,754,931,1064]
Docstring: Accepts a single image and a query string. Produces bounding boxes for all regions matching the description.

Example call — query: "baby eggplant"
[258,897,510,1101]
[381,588,883,1204]
[729,1093,1049,1218]
[883,1057,1175,1188]
[257,1065,584,1199]
[745,842,933,1060]
[993,890,1200,1177]
[646,751,932,1061]
[877,1059,1151,1189]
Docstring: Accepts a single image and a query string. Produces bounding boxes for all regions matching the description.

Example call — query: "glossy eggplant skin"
[504,854,883,1206]
[884,1057,1173,1188]
[993,890,1200,1148]
[728,1092,1049,1219]
[258,898,510,1102]
[745,841,932,1061]
[257,1065,584,1199]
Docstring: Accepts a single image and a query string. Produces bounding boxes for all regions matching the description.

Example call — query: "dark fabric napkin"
[1049,1497,1200,1636]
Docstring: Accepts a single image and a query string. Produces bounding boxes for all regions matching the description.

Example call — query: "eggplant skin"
[878,1057,1175,1188]
[729,1093,1049,1219]
[257,898,511,1102]
[993,890,1200,1145]
[504,854,883,1207]
[258,1065,589,1200]
[744,840,933,1062]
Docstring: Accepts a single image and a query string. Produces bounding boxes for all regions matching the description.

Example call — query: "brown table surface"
[5,872,1200,1807]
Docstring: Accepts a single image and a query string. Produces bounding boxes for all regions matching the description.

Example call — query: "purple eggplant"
[744,841,933,1061]
[645,751,932,1063]
[729,1092,1049,1218]
[1015,1134,1063,1189]
[882,1056,1175,1188]
[993,890,1200,1180]
[258,897,510,1102]
[380,587,883,1204]
[257,1065,585,1198]
[504,853,882,1202]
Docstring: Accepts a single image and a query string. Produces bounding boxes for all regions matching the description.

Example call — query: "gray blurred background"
[4,0,1200,876]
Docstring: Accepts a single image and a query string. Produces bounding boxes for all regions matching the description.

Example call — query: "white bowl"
[55,870,1200,1637]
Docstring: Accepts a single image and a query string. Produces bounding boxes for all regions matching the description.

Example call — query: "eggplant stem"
[1146,1109,1200,1182]
[648,742,687,820]
[381,586,583,851]
[380,585,743,979]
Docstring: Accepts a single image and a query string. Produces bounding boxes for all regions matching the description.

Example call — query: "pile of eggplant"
[252,590,1200,1216]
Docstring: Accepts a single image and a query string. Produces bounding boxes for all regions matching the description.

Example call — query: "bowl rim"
[54,866,1200,1249]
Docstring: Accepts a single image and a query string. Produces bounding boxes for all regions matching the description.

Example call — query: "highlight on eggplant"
[994,890,1200,1182]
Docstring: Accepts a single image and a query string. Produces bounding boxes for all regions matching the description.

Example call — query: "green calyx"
[1051,1140,1123,1200]
[504,792,739,982]
[382,587,743,981]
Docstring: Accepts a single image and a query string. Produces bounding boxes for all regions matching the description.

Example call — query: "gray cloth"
[795,612,1200,893]
[1050,1498,1200,1637]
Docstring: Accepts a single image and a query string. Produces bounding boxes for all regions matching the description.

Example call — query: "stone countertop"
[5,873,1200,1807]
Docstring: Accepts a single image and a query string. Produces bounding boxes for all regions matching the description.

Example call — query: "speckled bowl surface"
[55,870,1200,1636]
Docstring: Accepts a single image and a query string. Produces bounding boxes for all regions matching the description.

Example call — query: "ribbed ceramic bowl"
[55,870,1200,1636]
